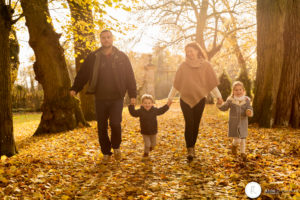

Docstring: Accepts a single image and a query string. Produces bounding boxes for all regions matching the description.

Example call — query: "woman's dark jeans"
[180,98,206,148]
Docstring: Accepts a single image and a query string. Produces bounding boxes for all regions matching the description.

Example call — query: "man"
[70,30,137,162]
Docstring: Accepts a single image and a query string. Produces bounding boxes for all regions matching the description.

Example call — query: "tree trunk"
[0,2,17,156]
[275,0,300,128]
[10,29,20,84]
[224,4,252,99]
[252,0,286,127]
[67,0,96,121]
[229,34,252,98]
[223,0,247,71]
[253,0,300,128]
[194,0,223,60]
[20,0,88,135]
[195,0,208,50]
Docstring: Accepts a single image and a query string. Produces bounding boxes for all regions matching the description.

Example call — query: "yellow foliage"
[0,155,7,161]
[0,103,298,199]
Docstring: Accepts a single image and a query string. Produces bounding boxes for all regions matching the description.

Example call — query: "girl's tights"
[233,138,246,153]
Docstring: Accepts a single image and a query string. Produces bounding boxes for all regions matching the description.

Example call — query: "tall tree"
[253,0,300,128]
[10,29,20,83]
[275,0,300,128]
[0,0,22,156]
[20,0,88,135]
[139,0,254,60]
[67,0,96,121]
[222,0,254,98]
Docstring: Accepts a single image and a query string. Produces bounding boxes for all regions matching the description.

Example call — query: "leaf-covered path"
[1,101,299,199]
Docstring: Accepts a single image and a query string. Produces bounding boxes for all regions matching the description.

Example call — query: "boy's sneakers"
[241,153,247,162]
[114,149,121,161]
[231,145,238,155]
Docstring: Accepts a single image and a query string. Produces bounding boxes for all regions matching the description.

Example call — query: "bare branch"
[213,16,219,49]
[188,0,199,18]
[156,34,194,47]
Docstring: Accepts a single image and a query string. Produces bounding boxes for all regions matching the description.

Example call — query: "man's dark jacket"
[70,46,137,99]
[128,104,169,135]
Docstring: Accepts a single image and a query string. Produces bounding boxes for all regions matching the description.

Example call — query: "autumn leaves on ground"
[1,100,299,200]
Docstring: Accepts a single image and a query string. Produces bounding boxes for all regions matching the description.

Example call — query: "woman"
[168,42,223,162]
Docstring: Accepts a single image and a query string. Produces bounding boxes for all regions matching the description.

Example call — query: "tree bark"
[253,0,286,127]
[195,0,208,50]
[0,2,17,156]
[253,0,299,128]
[275,0,300,128]
[67,0,96,121]
[10,29,20,84]
[20,0,88,135]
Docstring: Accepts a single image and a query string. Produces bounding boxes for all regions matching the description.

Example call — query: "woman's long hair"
[185,42,208,60]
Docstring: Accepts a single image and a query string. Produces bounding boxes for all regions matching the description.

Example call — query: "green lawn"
[13,112,41,125]
[13,112,42,142]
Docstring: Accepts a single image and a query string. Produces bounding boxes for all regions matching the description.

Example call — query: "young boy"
[128,94,171,158]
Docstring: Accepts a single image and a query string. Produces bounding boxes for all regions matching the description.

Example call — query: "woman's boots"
[187,147,195,162]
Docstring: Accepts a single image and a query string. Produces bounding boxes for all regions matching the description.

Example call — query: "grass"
[13,112,41,143]
[13,112,41,125]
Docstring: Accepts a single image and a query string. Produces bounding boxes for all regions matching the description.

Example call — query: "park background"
[0,0,299,199]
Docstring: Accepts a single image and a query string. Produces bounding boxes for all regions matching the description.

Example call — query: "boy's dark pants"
[180,98,206,148]
[95,99,123,155]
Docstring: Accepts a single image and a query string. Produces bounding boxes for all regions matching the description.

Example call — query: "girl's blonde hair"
[231,81,246,97]
[141,94,154,103]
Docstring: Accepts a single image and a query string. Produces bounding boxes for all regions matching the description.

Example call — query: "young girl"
[128,94,171,158]
[217,81,253,161]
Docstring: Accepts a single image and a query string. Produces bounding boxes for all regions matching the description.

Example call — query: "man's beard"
[102,44,113,49]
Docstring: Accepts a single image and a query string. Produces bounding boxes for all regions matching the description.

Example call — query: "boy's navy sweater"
[128,104,169,135]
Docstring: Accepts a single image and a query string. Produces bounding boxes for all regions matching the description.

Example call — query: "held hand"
[246,109,252,117]
[130,98,136,105]
[167,99,173,107]
[216,98,223,105]
[70,90,76,97]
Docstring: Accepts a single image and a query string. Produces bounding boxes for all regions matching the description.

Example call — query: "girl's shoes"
[231,145,238,155]
[241,153,247,162]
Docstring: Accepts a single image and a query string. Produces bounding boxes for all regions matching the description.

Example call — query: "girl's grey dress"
[218,96,253,138]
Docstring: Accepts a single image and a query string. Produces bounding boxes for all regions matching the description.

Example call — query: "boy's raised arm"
[156,104,169,115]
[128,104,140,117]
